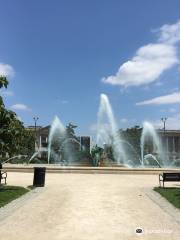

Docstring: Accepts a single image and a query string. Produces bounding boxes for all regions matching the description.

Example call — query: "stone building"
[27,125,180,161]
[27,125,91,158]
[158,129,180,159]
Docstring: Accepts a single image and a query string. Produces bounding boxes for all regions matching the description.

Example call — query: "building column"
[80,136,82,151]
[166,137,169,153]
[173,137,176,153]
[39,135,42,150]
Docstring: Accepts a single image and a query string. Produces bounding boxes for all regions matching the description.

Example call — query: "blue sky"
[0,0,180,135]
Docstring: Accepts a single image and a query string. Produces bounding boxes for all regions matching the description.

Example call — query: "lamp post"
[33,117,39,150]
[161,117,167,135]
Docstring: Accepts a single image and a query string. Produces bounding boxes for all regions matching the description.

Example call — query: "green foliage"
[154,187,180,209]
[0,108,21,157]
[120,126,142,153]
[91,145,103,166]
[0,76,8,88]
[0,185,29,208]
[104,145,115,161]
[66,122,77,138]
[49,122,81,163]
[29,157,47,164]
[0,76,35,160]
[0,107,33,158]
[73,150,91,162]
[19,129,35,156]
[0,76,8,107]
[120,126,142,162]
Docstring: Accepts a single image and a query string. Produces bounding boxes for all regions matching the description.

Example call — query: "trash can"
[33,167,46,187]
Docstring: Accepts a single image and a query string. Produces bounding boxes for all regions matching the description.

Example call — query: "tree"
[0,76,34,160]
[119,126,142,165]
[66,122,77,139]
[91,145,103,166]
[19,129,35,156]
[0,76,8,107]
[0,106,24,157]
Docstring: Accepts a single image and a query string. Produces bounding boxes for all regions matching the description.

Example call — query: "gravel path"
[0,172,180,240]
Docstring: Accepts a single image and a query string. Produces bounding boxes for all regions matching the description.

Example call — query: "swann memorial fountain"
[26,93,180,169]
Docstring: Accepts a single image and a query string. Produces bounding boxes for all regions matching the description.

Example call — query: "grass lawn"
[0,185,29,208]
[154,187,180,209]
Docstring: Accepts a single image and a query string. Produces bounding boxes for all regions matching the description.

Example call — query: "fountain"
[143,154,161,168]
[29,152,39,163]
[28,149,48,164]
[119,140,141,166]
[2,155,28,164]
[44,94,173,168]
[61,138,81,164]
[48,116,65,164]
[20,94,179,169]
[140,121,163,167]
[47,116,83,165]
[97,94,127,165]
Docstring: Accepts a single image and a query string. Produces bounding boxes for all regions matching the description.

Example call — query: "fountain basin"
[3,164,180,175]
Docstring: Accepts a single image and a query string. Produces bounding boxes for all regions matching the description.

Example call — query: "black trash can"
[33,167,46,187]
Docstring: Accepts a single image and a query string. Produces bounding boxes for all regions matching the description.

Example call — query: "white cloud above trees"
[136,92,180,106]
[0,63,14,77]
[11,103,31,111]
[102,20,180,87]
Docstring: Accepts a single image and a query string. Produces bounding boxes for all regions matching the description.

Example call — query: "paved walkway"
[0,172,180,240]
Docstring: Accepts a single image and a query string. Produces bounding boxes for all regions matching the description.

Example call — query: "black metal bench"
[159,172,180,187]
[0,163,7,185]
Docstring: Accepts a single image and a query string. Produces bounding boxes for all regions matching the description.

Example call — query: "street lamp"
[161,117,167,134]
[33,117,39,150]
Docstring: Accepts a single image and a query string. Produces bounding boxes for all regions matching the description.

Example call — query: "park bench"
[159,172,180,188]
[0,163,7,185]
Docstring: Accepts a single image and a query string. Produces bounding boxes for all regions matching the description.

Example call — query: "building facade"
[158,130,180,159]
[27,125,180,161]
[27,125,91,157]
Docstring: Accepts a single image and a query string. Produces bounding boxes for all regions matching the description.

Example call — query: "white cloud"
[158,20,180,45]
[0,63,14,77]
[102,20,180,87]
[136,92,180,106]
[102,44,178,87]
[11,103,31,111]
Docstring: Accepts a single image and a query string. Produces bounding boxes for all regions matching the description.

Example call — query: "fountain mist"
[97,94,126,165]
[140,121,163,167]
[48,116,65,164]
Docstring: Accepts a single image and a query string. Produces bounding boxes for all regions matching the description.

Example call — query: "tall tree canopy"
[0,77,34,159]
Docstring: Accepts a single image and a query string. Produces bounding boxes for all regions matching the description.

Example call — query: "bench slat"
[163,173,180,181]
